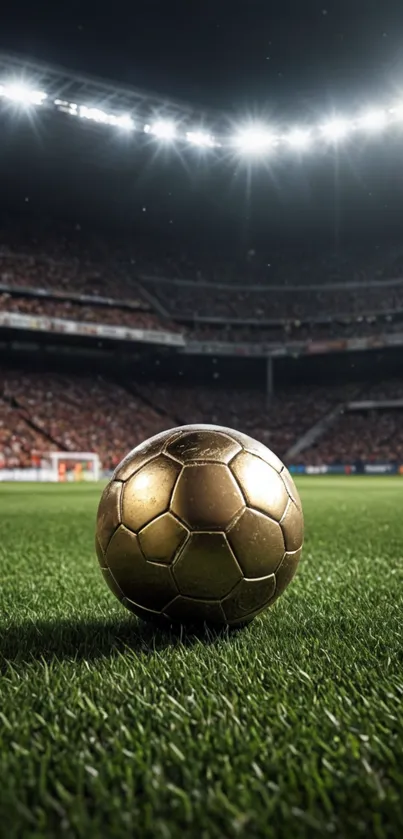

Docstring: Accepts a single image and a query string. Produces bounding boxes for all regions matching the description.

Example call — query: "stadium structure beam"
[266,355,274,404]
[0,50,222,126]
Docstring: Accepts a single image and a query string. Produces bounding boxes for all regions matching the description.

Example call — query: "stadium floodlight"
[233,126,277,154]
[389,103,403,121]
[115,114,135,130]
[78,105,134,130]
[320,118,351,142]
[0,83,47,106]
[285,128,312,150]
[79,106,112,124]
[186,130,217,148]
[145,119,177,140]
[357,109,387,131]
[4,67,403,158]
[54,99,78,115]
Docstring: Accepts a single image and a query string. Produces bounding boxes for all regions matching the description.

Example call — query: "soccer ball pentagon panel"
[95,424,304,627]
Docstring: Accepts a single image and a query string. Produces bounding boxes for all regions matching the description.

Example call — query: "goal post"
[43,452,101,482]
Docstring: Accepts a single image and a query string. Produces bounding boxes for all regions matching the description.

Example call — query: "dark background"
[1,0,403,248]
[2,0,403,112]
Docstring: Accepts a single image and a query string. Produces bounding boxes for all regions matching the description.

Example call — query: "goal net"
[42,452,101,482]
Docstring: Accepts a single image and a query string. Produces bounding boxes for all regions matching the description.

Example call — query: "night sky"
[2,0,403,114]
[1,0,403,245]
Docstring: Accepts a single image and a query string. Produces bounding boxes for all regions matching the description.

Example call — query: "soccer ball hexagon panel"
[96,424,304,626]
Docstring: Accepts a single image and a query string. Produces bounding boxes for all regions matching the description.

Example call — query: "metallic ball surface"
[95,424,304,627]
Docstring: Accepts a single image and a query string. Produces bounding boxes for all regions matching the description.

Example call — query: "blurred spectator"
[188,316,403,344]
[301,408,403,465]
[0,397,55,468]
[137,381,360,457]
[0,292,178,332]
[2,365,403,470]
[2,219,403,338]
[145,278,403,322]
[0,369,173,469]
[296,379,403,465]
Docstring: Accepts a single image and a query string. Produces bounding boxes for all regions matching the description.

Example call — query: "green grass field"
[0,478,403,839]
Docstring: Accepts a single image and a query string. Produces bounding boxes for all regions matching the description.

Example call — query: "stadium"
[1,13,403,838]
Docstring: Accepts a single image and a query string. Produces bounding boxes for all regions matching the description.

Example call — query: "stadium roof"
[0,50,220,125]
[1,49,403,239]
[4,49,403,158]
[3,49,403,159]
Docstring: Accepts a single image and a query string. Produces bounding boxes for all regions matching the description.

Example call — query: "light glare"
[286,128,311,149]
[146,120,176,140]
[115,114,135,131]
[0,84,47,105]
[3,73,403,154]
[78,105,134,129]
[234,127,276,153]
[320,118,351,141]
[389,103,403,120]
[186,130,216,147]
[357,109,387,131]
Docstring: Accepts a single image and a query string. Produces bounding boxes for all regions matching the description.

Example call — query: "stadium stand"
[300,408,403,465]
[292,379,403,465]
[2,363,403,470]
[0,365,358,468]
[0,251,137,299]
[187,317,402,343]
[0,395,54,469]
[2,220,403,473]
[108,380,361,461]
[359,379,403,400]
[0,369,172,470]
[2,224,403,344]
[142,277,403,321]
[0,292,178,332]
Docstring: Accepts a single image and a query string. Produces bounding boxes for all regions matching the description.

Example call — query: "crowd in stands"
[2,364,403,470]
[137,239,403,287]
[189,315,403,344]
[293,378,403,465]
[356,379,403,401]
[2,219,403,472]
[0,395,53,469]
[136,381,361,457]
[0,292,176,333]
[2,212,403,284]
[0,369,170,470]
[1,219,403,347]
[301,408,403,465]
[0,252,137,300]
[1,281,402,344]
[143,278,403,322]
[0,372,351,469]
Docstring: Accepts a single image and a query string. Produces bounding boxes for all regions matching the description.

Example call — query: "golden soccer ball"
[95,424,304,627]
